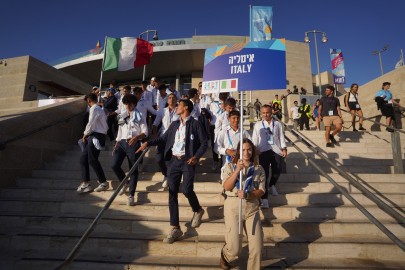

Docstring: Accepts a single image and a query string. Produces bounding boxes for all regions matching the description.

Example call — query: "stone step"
[3,233,404,262]
[0,200,400,223]
[7,255,405,270]
[3,185,405,208]
[1,215,403,241]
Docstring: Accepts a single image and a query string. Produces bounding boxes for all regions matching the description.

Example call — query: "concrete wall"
[339,65,405,130]
[0,56,92,108]
[0,97,86,187]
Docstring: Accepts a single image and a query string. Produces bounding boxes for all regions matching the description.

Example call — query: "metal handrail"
[340,108,405,134]
[0,110,84,150]
[283,131,405,251]
[54,146,150,270]
[276,117,405,251]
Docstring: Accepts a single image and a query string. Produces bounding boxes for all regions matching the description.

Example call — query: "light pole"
[372,45,389,76]
[304,30,328,95]
[139,30,158,81]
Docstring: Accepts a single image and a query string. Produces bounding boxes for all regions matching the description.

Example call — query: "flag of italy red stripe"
[103,37,153,71]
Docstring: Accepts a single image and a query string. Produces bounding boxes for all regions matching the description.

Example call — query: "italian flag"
[103,37,154,71]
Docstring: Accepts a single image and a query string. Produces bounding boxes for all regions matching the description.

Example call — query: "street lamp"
[304,30,328,95]
[372,45,389,76]
[139,30,159,81]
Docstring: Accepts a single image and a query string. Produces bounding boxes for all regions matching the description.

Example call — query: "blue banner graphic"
[202,39,286,92]
[250,6,273,41]
[330,48,346,84]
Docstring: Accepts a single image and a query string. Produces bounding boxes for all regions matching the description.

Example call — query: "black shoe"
[386,127,394,132]
[359,126,366,131]
[326,142,334,148]
[330,134,337,144]
[353,129,358,132]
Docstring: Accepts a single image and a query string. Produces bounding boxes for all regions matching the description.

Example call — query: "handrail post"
[391,131,404,174]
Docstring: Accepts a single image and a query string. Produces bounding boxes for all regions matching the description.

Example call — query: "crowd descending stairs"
[0,130,404,269]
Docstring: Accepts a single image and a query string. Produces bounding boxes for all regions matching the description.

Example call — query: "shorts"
[323,115,342,127]
[381,104,394,117]
[348,101,361,111]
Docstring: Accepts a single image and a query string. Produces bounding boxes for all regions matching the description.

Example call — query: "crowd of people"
[78,78,400,269]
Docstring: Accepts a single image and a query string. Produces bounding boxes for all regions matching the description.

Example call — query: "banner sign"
[202,39,286,93]
[330,48,346,84]
[250,6,273,41]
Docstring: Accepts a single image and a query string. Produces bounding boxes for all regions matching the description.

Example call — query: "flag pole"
[238,90,243,235]
[98,36,108,102]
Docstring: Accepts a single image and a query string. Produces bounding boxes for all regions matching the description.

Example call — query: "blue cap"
[107,88,116,94]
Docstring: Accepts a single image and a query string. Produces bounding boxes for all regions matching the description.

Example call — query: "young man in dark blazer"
[137,99,208,243]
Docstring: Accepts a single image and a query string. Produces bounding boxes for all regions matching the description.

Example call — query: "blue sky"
[1,0,404,87]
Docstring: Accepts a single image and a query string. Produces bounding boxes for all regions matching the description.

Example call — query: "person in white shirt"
[215,110,251,166]
[77,93,109,194]
[133,87,157,125]
[112,94,148,206]
[209,92,229,171]
[167,80,181,100]
[152,93,180,188]
[215,97,237,141]
[289,100,300,131]
[156,84,169,112]
[146,77,158,107]
[252,104,288,208]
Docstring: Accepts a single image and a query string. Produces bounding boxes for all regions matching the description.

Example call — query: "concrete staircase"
[1,130,405,269]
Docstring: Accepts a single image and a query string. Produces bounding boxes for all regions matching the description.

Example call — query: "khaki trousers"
[222,197,263,270]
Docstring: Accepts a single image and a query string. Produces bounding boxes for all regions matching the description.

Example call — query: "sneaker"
[163,227,183,244]
[271,185,279,196]
[359,126,366,131]
[261,199,269,209]
[94,182,109,192]
[162,177,168,188]
[211,161,218,171]
[386,127,394,132]
[326,142,334,148]
[118,183,129,196]
[353,128,358,132]
[330,134,337,144]
[220,247,232,270]
[76,183,92,194]
[191,208,205,228]
[127,196,135,206]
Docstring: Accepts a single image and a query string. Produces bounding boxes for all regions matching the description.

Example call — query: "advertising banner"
[330,48,346,84]
[250,6,273,41]
[202,39,286,93]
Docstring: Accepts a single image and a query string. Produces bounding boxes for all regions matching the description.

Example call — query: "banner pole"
[98,36,108,102]
[238,91,243,236]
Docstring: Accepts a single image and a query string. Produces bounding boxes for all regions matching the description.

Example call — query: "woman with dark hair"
[219,138,265,270]
[345,83,366,131]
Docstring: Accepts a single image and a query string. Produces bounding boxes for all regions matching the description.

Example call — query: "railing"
[54,147,150,270]
[276,117,405,252]
[340,108,404,173]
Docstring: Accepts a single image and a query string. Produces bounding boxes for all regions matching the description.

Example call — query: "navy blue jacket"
[148,117,208,162]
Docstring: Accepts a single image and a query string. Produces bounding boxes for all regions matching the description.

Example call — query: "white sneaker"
[162,177,168,188]
[127,196,135,206]
[76,183,92,194]
[118,183,129,196]
[94,182,109,192]
[191,208,205,228]
[261,199,269,209]
[271,186,279,196]
[163,227,183,244]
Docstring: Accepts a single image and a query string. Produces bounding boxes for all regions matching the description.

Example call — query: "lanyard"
[262,120,274,134]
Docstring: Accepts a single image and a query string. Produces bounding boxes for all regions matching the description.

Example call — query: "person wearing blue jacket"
[137,99,208,243]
